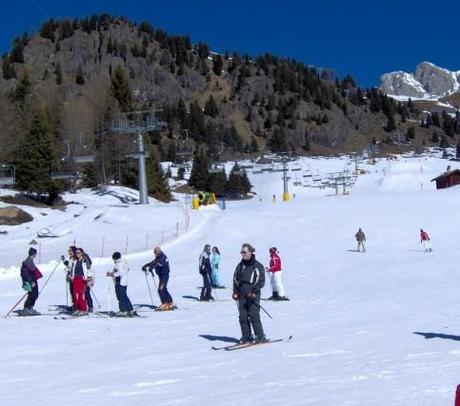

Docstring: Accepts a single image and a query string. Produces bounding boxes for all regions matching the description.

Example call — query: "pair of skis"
[212,335,292,351]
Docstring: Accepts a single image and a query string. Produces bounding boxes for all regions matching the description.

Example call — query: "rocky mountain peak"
[380,61,460,99]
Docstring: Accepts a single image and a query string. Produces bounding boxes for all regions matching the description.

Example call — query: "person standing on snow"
[107,252,135,316]
[420,229,433,252]
[20,247,43,315]
[70,248,93,314]
[80,248,95,312]
[62,245,77,310]
[355,228,366,252]
[142,247,175,310]
[266,247,288,301]
[232,243,266,344]
[198,244,213,301]
[211,246,224,289]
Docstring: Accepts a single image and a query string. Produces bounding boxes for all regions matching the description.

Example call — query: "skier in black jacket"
[232,243,266,343]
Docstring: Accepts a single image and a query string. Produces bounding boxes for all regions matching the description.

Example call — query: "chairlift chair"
[0,163,15,186]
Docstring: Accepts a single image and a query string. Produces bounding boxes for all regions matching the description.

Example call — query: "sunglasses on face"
[240,251,249,254]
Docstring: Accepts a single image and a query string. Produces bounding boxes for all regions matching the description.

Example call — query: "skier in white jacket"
[106,252,134,316]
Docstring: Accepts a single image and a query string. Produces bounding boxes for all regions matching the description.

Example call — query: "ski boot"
[253,335,268,344]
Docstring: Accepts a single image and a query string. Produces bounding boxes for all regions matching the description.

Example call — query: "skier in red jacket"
[420,229,433,252]
[265,247,289,301]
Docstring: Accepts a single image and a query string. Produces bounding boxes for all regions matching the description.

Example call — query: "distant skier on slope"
[142,247,175,310]
[20,247,43,316]
[355,228,366,252]
[198,244,214,301]
[266,247,289,301]
[420,229,433,252]
[232,243,266,344]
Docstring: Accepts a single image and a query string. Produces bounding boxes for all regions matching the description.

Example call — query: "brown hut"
[431,169,460,189]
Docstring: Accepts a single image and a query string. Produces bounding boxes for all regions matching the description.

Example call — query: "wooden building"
[431,169,460,189]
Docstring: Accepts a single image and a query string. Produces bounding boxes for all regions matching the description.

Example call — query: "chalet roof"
[431,169,460,182]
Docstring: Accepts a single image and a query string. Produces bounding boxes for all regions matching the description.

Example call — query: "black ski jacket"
[233,254,265,298]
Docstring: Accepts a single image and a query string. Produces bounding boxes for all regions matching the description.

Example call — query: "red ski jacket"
[268,253,282,273]
[420,231,430,241]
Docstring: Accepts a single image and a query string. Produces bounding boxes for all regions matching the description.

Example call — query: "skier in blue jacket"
[142,247,175,310]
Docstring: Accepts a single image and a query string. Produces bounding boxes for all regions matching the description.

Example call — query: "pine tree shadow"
[413,331,460,341]
[199,334,239,343]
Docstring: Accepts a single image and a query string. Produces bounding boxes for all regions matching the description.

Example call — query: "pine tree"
[11,72,31,108]
[204,95,219,117]
[81,163,98,188]
[406,126,416,141]
[55,63,63,85]
[10,37,25,63]
[303,132,311,151]
[268,127,289,152]
[59,19,74,40]
[439,134,450,149]
[225,163,251,196]
[111,65,133,112]
[206,170,227,197]
[188,147,209,190]
[75,65,85,85]
[188,100,205,135]
[212,54,223,75]
[2,53,15,79]
[40,19,56,42]
[15,111,58,199]
[147,154,171,202]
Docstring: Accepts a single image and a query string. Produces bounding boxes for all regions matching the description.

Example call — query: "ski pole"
[107,276,112,314]
[144,271,155,306]
[65,274,69,308]
[39,258,63,295]
[90,289,101,309]
[4,292,28,318]
[256,301,273,319]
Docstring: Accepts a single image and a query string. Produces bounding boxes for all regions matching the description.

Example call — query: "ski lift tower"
[279,154,290,201]
[109,110,166,204]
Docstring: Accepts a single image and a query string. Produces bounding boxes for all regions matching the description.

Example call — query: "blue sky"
[2,0,460,87]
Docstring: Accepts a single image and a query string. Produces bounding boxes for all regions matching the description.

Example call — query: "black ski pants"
[24,284,39,309]
[237,296,264,340]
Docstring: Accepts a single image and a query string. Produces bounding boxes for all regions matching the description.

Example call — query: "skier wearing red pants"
[70,248,93,314]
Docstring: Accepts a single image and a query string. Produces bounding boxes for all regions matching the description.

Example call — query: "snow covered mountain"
[380,61,460,100]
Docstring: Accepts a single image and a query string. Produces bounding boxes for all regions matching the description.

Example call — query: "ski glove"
[22,281,32,293]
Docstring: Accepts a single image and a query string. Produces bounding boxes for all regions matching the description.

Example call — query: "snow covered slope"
[1,154,460,405]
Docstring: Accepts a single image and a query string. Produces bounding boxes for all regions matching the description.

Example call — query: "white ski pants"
[270,271,286,297]
[422,240,432,251]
